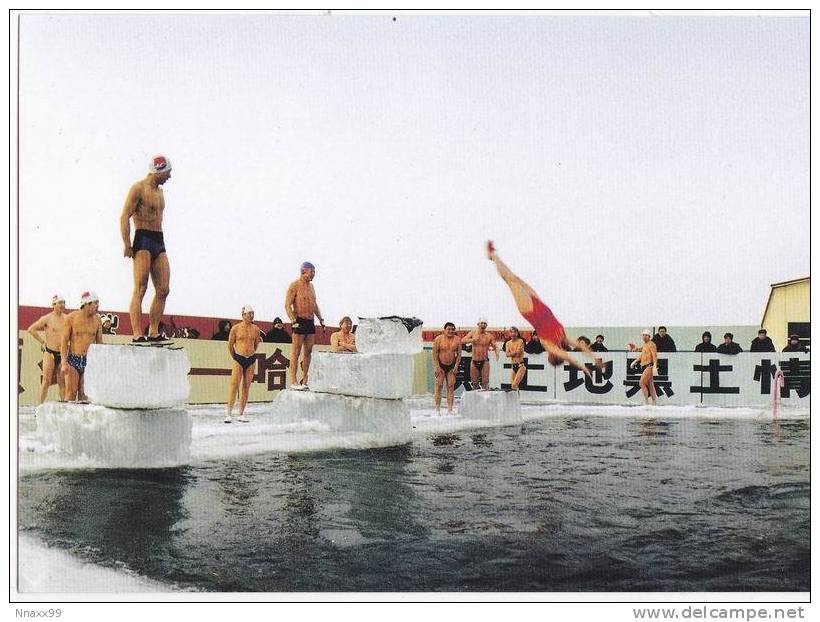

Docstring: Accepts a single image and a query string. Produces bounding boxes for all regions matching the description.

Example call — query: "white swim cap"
[51,294,65,304]
[149,154,172,174]
[242,305,254,315]
[80,291,99,307]
[478,317,488,324]
[642,329,652,337]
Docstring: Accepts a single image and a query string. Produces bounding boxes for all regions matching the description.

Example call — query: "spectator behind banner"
[100,315,114,335]
[694,331,717,352]
[524,330,545,354]
[573,336,591,352]
[749,328,776,352]
[264,317,292,343]
[717,332,742,354]
[652,326,677,352]
[591,334,608,352]
[782,334,808,353]
[212,320,232,341]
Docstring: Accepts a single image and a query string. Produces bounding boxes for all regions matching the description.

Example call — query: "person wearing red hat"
[27,294,67,404]
[120,155,173,343]
[60,291,103,402]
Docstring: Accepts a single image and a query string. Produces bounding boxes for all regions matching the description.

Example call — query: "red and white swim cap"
[51,294,65,304]
[80,291,99,306]
[149,155,172,174]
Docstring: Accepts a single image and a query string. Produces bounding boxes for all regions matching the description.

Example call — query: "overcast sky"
[15,12,809,328]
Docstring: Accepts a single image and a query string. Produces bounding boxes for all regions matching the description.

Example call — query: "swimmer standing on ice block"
[486,241,599,377]
[285,262,326,390]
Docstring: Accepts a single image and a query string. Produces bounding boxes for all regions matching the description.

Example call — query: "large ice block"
[269,390,411,446]
[35,402,192,468]
[355,317,423,354]
[309,352,415,399]
[459,390,523,425]
[84,344,191,409]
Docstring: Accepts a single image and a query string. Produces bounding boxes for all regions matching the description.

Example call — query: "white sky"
[15,12,809,328]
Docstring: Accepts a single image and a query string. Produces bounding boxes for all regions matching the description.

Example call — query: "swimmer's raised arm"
[461,330,474,344]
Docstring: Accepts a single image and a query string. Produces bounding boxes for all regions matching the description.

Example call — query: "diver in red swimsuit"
[486,240,601,377]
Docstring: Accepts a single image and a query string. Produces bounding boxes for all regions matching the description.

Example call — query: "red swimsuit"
[520,296,566,346]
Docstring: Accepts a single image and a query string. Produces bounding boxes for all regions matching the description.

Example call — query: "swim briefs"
[292,317,316,335]
[44,346,61,367]
[232,352,256,371]
[132,229,166,262]
[67,353,87,375]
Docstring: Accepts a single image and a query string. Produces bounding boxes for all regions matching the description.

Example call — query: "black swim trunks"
[511,363,524,373]
[472,359,487,372]
[132,229,166,262]
[292,317,316,335]
[232,352,256,371]
[438,361,456,375]
[44,346,61,368]
[640,363,654,372]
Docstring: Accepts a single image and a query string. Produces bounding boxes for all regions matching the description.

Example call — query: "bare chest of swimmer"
[72,317,98,340]
[440,336,460,354]
[472,333,493,348]
[235,325,259,344]
[45,315,65,339]
[294,284,316,309]
[134,185,165,226]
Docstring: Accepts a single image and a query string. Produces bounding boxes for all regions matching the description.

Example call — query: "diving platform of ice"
[355,316,423,355]
[309,352,415,399]
[459,390,523,425]
[35,402,192,468]
[270,390,411,447]
[84,344,191,409]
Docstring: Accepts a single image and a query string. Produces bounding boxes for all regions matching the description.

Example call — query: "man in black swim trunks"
[284,262,325,389]
[226,305,262,423]
[120,155,172,342]
[27,294,67,404]
[432,322,462,415]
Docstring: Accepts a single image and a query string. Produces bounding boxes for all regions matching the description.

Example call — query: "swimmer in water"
[225,305,262,423]
[486,240,599,377]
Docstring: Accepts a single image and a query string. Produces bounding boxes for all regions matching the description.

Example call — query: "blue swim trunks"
[67,353,87,375]
[132,229,166,262]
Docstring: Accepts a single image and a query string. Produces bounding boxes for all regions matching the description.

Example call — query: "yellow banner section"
[17,333,430,406]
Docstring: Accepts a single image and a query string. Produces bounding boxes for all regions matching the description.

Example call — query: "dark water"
[18,415,810,592]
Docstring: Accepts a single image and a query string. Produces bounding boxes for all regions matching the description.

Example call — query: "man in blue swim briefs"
[60,291,103,402]
[120,155,172,342]
[27,294,68,404]
[225,305,263,423]
[284,262,325,390]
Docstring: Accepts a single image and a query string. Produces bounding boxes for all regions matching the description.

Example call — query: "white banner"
[433,351,810,407]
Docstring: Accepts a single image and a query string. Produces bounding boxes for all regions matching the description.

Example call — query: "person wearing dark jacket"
[749,328,776,352]
[573,336,591,352]
[651,326,677,352]
[590,334,608,352]
[524,330,545,354]
[694,331,717,352]
[717,332,742,354]
[264,317,292,343]
[782,334,808,353]
[211,320,232,341]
